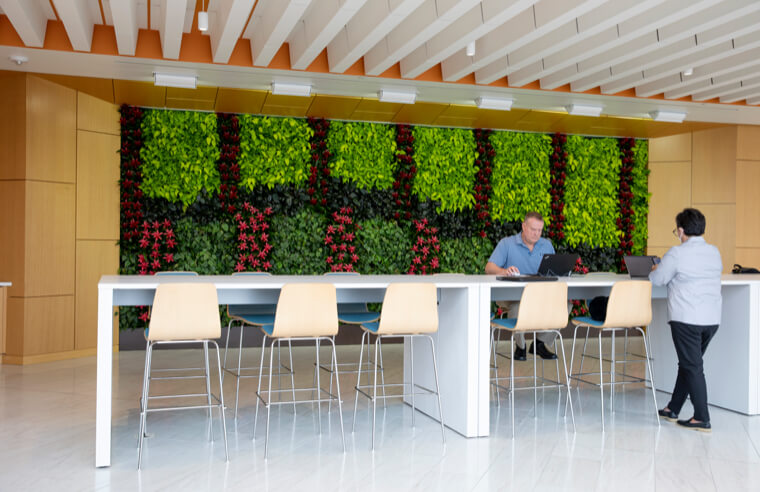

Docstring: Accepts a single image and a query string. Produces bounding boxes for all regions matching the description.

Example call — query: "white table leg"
[96,286,114,467]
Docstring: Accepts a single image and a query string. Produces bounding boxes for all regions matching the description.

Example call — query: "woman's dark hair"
[676,208,706,236]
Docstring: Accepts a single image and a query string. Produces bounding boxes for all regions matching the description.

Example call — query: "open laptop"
[624,255,658,279]
[497,253,580,282]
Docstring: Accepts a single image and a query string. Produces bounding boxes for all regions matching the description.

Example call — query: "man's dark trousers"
[667,320,719,422]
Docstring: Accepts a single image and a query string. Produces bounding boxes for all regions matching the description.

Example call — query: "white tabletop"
[0,282,10,287]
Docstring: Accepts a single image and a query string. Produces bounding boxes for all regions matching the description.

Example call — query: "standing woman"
[649,208,722,431]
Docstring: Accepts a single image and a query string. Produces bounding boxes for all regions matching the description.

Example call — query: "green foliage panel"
[327,121,398,190]
[489,132,552,222]
[356,218,413,274]
[631,140,650,255]
[139,110,220,209]
[171,217,237,274]
[439,236,494,274]
[238,115,313,190]
[563,136,622,247]
[268,208,327,274]
[412,127,478,212]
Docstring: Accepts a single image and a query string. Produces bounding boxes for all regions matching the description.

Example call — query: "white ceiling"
[2,0,760,125]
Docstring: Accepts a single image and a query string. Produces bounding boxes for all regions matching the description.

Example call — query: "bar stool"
[253,283,345,459]
[568,280,659,432]
[138,283,228,468]
[490,282,575,438]
[223,271,295,418]
[318,272,384,408]
[352,282,445,450]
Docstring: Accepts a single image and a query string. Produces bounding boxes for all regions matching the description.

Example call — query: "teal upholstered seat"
[361,321,380,333]
[571,316,605,327]
[490,318,517,330]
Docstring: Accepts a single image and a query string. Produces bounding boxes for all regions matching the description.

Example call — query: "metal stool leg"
[556,332,576,432]
[426,335,445,445]
[565,325,579,417]
[611,330,616,414]
[137,342,154,469]
[598,331,605,433]
[204,341,214,441]
[316,338,322,435]
[554,338,561,389]
[371,336,380,450]
[578,326,590,384]
[235,325,244,418]
[352,330,367,432]
[638,326,660,427]
[222,320,234,383]
[288,340,296,414]
[327,337,346,452]
[264,339,276,459]
[410,335,416,427]
[378,337,387,408]
[510,334,516,439]
[137,339,151,447]
[533,332,538,417]
[212,341,229,462]
[253,336,266,440]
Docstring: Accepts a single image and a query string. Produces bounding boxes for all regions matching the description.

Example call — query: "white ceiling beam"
[635,44,760,97]
[289,0,367,70]
[209,0,256,64]
[398,0,483,79]
[156,0,189,60]
[0,0,48,47]
[711,78,760,103]
[107,0,138,56]
[327,0,423,73]
[542,0,745,90]
[441,0,604,84]
[86,0,102,23]
[492,0,665,87]
[747,95,760,105]
[136,0,148,30]
[243,0,314,67]
[437,0,539,82]
[667,64,760,99]
[363,0,478,76]
[51,0,95,51]
[567,6,760,92]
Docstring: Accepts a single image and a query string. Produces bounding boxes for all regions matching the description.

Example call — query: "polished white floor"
[2,340,760,491]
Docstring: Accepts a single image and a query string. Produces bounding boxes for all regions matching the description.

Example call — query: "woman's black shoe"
[513,345,527,361]
[658,408,678,422]
[677,419,711,432]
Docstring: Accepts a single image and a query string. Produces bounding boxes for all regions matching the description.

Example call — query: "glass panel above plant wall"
[327,121,398,191]
[238,115,314,190]
[489,131,552,223]
[631,139,650,255]
[412,126,478,212]
[563,136,622,248]
[139,110,221,210]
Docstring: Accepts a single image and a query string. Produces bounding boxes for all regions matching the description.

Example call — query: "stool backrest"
[272,283,339,338]
[148,283,221,341]
[377,283,438,335]
[603,280,652,328]
[513,282,568,331]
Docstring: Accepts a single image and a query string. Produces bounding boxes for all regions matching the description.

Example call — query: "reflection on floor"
[1,341,759,491]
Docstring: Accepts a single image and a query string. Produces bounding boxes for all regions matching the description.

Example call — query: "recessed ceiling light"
[271,81,312,97]
[475,96,513,111]
[565,104,603,117]
[153,72,197,89]
[683,67,694,76]
[649,110,687,123]
[377,89,416,104]
[466,41,476,57]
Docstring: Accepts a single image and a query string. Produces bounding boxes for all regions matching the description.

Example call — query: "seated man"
[485,211,557,360]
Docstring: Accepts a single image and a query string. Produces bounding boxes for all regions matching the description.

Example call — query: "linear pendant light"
[565,104,603,117]
[271,81,312,97]
[378,89,416,104]
[154,72,197,89]
[475,96,513,111]
[649,110,687,123]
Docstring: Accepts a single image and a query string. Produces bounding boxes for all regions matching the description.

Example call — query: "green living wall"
[118,106,649,329]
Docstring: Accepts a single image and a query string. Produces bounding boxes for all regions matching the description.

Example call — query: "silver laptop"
[623,255,658,279]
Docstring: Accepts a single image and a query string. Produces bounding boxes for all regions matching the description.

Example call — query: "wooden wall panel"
[737,126,760,161]
[0,71,27,180]
[692,127,736,204]
[649,133,691,162]
[736,160,760,248]
[735,248,760,269]
[648,161,691,248]
[695,203,736,272]
[0,287,6,355]
[75,240,119,350]
[0,181,25,297]
[76,131,120,240]
[646,246,671,260]
[21,295,75,355]
[25,76,77,183]
[24,181,76,296]
[77,92,119,135]
[113,80,166,108]
[5,297,23,356]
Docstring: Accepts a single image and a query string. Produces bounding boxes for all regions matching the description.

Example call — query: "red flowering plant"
[547,133,568,244]
[473,128,494,238]
[136,219,177,322]
[325,207,360,272]
[217,113,241,214]
[392,124,416,221]
[119,105,145,244]
[570,257,590,317]
[616,137,636,271]
[408,219,441,274]
[307,117,332,208]
[233,202,274,272]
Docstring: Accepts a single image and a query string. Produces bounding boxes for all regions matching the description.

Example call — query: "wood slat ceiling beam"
[107,0,138,55]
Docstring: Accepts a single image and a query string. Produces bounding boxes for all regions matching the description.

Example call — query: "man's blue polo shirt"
[488,233,555,274]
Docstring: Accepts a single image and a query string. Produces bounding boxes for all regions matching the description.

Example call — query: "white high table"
[95,273,760,467]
